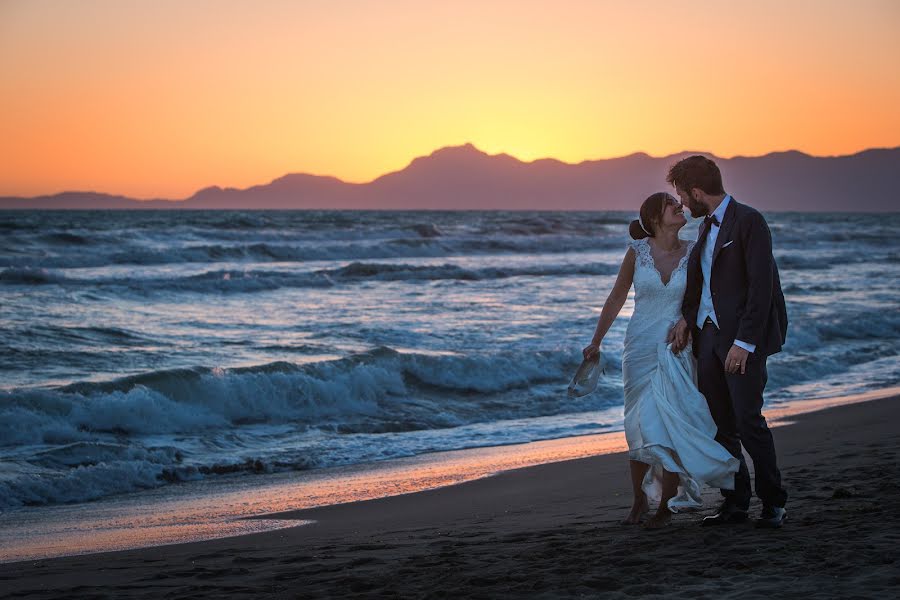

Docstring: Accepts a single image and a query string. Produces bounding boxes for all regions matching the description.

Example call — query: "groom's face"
[676,187,708,218]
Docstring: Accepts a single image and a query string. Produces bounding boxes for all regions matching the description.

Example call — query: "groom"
[667,155,788,529]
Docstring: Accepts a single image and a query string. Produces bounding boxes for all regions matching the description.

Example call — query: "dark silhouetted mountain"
[2,144,898,211]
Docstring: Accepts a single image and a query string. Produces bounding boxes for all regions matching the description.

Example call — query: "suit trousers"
[696,321,788,508]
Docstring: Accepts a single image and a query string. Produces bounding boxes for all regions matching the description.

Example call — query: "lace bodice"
[628,237,694,325]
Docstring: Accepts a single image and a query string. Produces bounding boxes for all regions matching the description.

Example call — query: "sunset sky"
[1,0,898,199]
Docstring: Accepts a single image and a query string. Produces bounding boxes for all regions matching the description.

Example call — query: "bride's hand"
[583,343,600,360]
[668,318,690,354]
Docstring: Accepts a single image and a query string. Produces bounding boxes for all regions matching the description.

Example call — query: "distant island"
[2,144,898,211]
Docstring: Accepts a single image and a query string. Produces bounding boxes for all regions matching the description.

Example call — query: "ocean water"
[1,210,898,510]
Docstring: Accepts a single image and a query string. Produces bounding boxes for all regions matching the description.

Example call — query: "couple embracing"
[584,156,789,530]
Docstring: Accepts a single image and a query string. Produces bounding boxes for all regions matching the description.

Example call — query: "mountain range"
[2,144,898,211]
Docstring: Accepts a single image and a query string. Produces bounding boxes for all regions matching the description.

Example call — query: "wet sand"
[3,394,899,599]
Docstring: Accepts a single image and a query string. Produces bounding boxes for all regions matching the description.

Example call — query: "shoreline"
[1,386,898,566]
[2,389,900,597]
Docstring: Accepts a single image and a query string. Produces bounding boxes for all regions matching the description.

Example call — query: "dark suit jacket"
[682,198,788,357]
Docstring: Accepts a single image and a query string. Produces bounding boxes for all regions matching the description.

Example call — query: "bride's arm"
[584,247,635,357]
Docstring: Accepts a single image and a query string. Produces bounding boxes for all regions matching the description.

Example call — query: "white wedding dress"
[622,237,740,512]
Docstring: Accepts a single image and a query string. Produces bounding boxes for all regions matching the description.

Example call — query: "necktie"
[697,213,719,248]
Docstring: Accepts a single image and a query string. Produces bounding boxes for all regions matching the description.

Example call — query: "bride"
[583,192,739,529]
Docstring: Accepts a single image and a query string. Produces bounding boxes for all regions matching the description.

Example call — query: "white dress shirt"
[697,194,756,353]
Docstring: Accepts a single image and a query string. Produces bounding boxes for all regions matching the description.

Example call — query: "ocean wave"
[0,347,598,444]
[1,233,625,270]
[782,309,900,350]
[783,282,851,294]
[319,261,618,282]
[109,243,315,265]
[407,223,443,237]
[764,309,900,394]
[0,261,619,293]
[807,312,900,343]
[0,266,67,284]
[0,445,191,507]
[774,251,891,271]
[776,254,835,271]
[40,232,94,245]
[0,346,610,507]
[27,325,149,345]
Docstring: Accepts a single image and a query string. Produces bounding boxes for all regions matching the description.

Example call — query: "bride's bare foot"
[643,509,672,529]
[622,499,650,525]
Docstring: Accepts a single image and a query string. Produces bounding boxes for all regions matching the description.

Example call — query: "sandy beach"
[2,393,898,599]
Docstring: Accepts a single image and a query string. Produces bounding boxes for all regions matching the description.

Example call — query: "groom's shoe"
[754,505,787,529]
[701,501,749,527]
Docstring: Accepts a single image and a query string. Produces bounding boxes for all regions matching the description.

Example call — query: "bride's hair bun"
[629,192,669,240]
[629,219,650,240]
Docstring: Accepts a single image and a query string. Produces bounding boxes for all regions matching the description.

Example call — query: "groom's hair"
[666,156,725,195]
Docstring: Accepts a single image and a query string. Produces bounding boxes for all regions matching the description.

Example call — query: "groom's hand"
[668,318,689,354]
[725,344,750,375]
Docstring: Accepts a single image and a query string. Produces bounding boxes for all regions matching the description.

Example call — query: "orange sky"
[1,0,899,199]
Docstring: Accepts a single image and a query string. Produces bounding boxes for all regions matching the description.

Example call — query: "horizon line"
[4,142,899,202]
